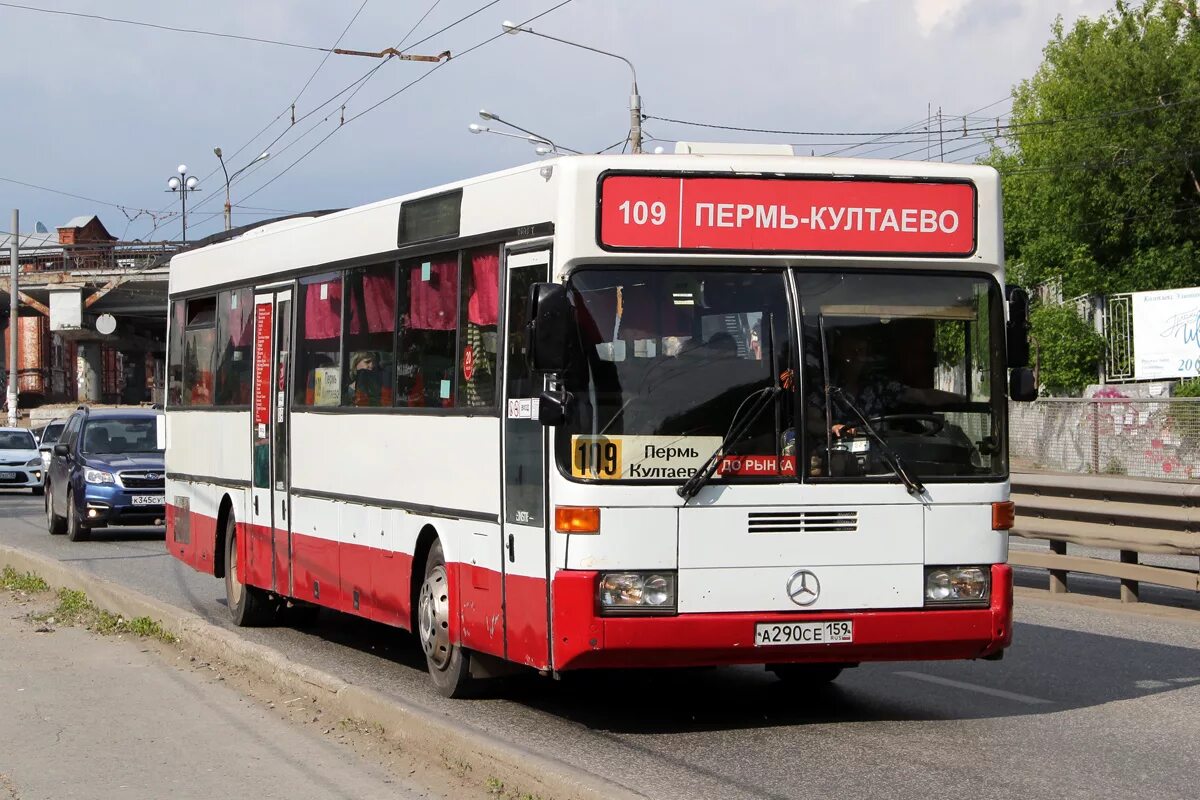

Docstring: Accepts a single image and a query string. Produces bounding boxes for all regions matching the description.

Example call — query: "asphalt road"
[3,489,1199,800]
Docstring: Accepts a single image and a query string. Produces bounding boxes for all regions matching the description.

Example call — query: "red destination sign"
[599,175,976,255]
[252,302,273,427]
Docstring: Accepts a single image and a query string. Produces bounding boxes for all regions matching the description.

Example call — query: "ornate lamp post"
[166,164,200,243]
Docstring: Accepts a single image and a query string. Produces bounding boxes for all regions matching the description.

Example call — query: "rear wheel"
[46,485,66,535]
[418,540,474,698]
[768,663,847,685]
[65,489,89,542]
[224,513,277,626]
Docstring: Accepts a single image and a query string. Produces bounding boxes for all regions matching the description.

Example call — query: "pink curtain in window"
[349,272,396,335]
[304,279,342,340]
[229,291,254,347]
[467,250,499,326]
[408,256,458,331]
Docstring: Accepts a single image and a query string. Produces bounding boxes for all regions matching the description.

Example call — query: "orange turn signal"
[992,501,1015,531]
[555,506,600,534]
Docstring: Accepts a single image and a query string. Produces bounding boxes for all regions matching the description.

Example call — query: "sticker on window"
[570,435,722,480]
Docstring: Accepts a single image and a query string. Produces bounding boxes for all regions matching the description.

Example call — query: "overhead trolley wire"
[0,1,330,51]
[229,0,577,213]
[167,0,507,236]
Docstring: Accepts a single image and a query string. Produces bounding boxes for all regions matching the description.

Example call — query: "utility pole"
[8,209,18,427]
[938,107,945,162]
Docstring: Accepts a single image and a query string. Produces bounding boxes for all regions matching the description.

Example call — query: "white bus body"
[166,149,1016,695]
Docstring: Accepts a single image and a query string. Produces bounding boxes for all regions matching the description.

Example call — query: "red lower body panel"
[166,503,220,576]
[168,503,1012,676]
[551,564,1013,671]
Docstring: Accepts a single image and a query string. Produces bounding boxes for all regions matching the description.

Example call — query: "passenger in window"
[349,351,384,407]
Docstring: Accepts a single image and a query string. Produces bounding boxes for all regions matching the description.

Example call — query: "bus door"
[251,287,294,597]
[500,249,551,668]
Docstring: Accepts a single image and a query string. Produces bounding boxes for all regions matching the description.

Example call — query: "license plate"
[0,472,15,479]
[131,494,164,506]
[755,620,854,646]
[847,438,870,453]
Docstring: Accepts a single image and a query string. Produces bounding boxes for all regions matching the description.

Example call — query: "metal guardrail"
[1010,472,1200,602]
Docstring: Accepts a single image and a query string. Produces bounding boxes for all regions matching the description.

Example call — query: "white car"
[0,427,45,494]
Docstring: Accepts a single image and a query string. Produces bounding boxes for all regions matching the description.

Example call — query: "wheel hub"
[418,565,451,670]
[228,535,243,606]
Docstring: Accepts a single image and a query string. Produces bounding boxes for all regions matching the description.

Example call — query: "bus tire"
[46,485,66,535]
[224,514,277,627]
[768,663,846,685]
[418,539,474,698]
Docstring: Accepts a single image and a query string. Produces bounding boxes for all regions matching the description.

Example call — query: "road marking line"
[895,671,1053,705]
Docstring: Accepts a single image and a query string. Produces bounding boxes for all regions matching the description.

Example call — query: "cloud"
[914,0,972,35]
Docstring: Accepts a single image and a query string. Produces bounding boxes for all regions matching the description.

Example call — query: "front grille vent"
[748,510,858,533]
[120,471,165,489]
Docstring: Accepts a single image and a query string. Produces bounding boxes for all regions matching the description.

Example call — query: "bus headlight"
[924,566,989,605]
[598,571,676,614]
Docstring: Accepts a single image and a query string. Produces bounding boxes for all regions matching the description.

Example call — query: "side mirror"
[526,282,573,374]
[53,443,69,457]
[1005,285,1031,368]
[537,390,574,427]
[1009,366,1037,402]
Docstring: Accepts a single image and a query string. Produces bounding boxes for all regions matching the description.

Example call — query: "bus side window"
[397,253,460,409]
[344,263,397,407]
[295,273,343,407]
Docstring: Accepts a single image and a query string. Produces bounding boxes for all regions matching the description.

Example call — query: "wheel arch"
[214,492,235,579]
[409,523,440,632]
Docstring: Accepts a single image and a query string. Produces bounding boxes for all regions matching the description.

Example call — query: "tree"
[991,0,1200,298]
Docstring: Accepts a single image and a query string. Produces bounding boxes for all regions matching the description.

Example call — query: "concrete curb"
[0,544,644,800]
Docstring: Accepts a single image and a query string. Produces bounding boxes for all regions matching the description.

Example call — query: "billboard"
[1132,286,1200,380]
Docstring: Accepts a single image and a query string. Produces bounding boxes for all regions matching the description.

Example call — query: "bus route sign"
[599,174,976,255]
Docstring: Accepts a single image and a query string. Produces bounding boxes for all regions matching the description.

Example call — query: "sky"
[0,0,1116,244]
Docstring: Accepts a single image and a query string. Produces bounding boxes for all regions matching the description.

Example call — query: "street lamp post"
[470,116,581,155]
[166,164,200,243]
[501,20,642,153]
[214,147,270,231]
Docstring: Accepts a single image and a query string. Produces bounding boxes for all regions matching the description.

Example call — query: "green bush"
[1030,304,1104,396]
[1175,378,1200,398]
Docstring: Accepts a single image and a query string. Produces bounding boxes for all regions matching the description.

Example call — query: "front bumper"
[551,563,1013,671]
[81,485,165,527]
[0,467,43,488]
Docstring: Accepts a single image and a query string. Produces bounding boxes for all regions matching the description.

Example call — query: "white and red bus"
[165,143,1033,696]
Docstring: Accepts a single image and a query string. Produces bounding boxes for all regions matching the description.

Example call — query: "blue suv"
[45,407,165,542]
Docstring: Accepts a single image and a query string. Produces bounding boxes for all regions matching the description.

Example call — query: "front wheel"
[224,514,277,626]
[46,485,66,535]
[418,540,474,698]
[31,485,43,496]
[65,489,89,542]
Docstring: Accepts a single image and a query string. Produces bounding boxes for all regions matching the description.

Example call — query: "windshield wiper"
[830,387,927,498]
[677,386,779,501]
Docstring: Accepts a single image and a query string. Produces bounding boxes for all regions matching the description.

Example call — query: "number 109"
[618,199,667,226]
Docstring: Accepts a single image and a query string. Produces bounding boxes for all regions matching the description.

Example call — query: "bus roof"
[168,152,1002,296]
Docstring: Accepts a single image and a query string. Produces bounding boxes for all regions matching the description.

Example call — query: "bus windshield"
[557,268,1005,484]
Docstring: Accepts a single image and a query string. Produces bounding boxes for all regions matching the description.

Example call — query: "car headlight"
[598,571,677,614]
[25,457,41,467]
[84,468,115,485]
[925,566,989,605]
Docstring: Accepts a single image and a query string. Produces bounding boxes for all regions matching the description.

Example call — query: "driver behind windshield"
[807,327,964,441]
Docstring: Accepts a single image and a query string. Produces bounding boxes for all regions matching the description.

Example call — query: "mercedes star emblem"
[786,569,820,607]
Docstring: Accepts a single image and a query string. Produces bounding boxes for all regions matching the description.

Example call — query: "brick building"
[0,215,174,407]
